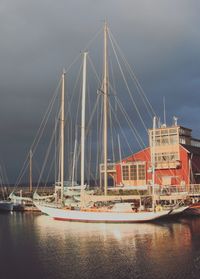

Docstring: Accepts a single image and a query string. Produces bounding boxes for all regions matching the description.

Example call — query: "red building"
[107,123,200,188]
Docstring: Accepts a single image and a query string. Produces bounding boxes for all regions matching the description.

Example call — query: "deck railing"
[154,184,200,196]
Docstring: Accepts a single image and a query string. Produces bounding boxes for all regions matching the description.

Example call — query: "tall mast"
[81,52,88,194]
[152,116,156,211]
[103,21,108,196]
[60,70,65,204]
[29,149,32,192]
[71,138,77,188]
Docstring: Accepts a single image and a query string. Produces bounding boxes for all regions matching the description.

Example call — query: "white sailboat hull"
[34,202,170,223]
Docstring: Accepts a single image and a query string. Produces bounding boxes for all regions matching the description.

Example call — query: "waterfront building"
[103,120,200,188]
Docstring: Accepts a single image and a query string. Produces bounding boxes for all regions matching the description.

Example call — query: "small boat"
[9,191,37,212]
[0,200,13,212]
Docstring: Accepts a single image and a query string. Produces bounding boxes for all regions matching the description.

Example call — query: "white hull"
[34,202,170,223]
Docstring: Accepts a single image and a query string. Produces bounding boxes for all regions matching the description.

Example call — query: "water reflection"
[1,213,200,279]
[34,215,196,279]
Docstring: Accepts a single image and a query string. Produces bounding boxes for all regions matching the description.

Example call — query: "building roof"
[181,144,200,156]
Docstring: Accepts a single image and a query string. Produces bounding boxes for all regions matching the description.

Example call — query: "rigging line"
[67,61,82,161]
[0,166,5,200]
[108,30,148,133]
[1,162,9,187]
[95,94,103,185]
[109,52,118,162]
[43,149,56,189]
[39,122,59,192]
[109,101,134,155]
[99,97,104,186]
[35,61,82,189]
[85,84,91,185]
[68,62,82,112]
[113,95,146,149]
[109,96,115,162]
[122,55,155,119]
[54,117,58,184]
[85,159,97,185]
[73,69,83,141]
[111,97,159,168]
[108,29,156,118]
[110,114,123,161]
[88,53,106,179]
[76,94,101,165]
[83,27,102,53]
[36,114,58,190]
[109,48,118,113]
[63,27,102,82]
[66,111,71,180]
[99,99,104,178]
[64,63,82,179]
[18,77,65,190]
[43,121,60,189]
[88,55,102,85]
[30,82,61,156]
[15,102,58,189]
[14,80,62,189]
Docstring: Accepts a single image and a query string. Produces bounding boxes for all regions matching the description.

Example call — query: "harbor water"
[0,213,200,279]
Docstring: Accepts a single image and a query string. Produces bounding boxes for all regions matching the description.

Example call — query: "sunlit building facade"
[111,123,200,187]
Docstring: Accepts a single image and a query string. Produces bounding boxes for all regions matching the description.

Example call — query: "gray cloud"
[0,0,200,183]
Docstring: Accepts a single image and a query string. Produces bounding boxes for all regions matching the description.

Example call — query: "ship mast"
[60,70,65,204]
[152,116,156,211]
[29,149,32,192]
[103,22,108,196]
[81,52,88,203]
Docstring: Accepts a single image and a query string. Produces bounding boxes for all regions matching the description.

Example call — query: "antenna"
[163,96,166,126]
[173,116,178,126]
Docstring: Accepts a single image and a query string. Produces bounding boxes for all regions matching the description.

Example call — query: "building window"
[138,165,145,180]
[155,152,178,163]
[122,165,129,180]
[150,127,179,147]
[130,165,137,180]
[122,163,146,181]
[169,135,178,144]
[161,135,169,145]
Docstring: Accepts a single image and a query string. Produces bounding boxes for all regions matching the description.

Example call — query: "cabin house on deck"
[102,122,200,188]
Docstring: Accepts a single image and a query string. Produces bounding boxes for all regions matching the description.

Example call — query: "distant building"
[101,120,200,188]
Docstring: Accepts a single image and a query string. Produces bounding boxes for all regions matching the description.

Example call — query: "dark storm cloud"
[0,0,200,182]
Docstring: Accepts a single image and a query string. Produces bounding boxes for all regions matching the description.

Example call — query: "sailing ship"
[34,23,183,222]
[0,165,13,212]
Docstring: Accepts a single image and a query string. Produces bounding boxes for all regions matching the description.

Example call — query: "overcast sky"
[0,0,200,183]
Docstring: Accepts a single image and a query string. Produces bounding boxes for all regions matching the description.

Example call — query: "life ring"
[155,205,162,212]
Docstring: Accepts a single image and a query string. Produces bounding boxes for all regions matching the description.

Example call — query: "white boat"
[35,202,170,223]
[34,23,173,223]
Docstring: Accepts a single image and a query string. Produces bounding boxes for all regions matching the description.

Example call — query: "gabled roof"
[181,144,200,156]
[119,147,150,164]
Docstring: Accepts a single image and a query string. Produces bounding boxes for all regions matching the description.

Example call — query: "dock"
[1,184,200,211]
